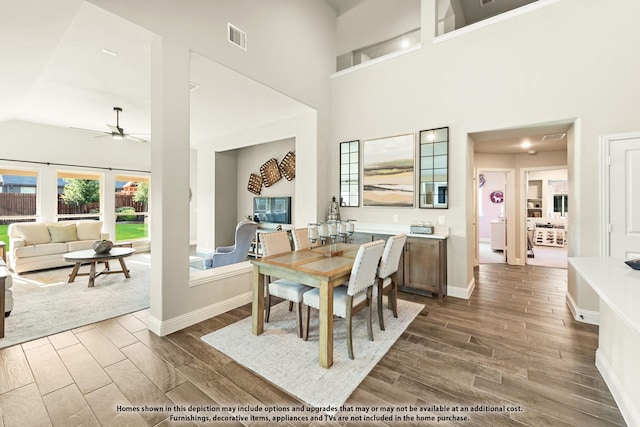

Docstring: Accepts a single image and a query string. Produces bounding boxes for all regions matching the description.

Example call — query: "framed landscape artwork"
[363,134,415,207]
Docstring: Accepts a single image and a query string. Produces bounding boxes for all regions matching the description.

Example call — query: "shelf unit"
[534,227,567,247]
[527,179,543,218]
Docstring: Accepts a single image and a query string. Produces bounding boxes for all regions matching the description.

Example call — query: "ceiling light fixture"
[520,140,532,149]
[101,48,118,57]
[401,39,410,49]
[528,150,537,155]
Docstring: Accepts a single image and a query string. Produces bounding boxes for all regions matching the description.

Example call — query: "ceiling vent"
[542,133,567,141]
[228,23,247,50]
[480,0,494,5]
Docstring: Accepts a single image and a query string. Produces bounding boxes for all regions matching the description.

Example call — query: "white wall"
[477,172,505,240]
[332,0,640,296]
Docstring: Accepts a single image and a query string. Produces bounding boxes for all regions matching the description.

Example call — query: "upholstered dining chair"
[303,239,385,359]
[375,233,407,331]
[291,228,315,251]
[203,220,257,269]
[261,230,312,338]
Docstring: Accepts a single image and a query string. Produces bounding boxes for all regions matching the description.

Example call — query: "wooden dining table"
[251,242,360,368]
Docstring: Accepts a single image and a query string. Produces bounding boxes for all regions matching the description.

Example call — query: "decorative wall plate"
[247,173,262,194]
[279,151,296,181]
[260,158,282,187]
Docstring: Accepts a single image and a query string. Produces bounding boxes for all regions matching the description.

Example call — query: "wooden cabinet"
[401,237,447,298]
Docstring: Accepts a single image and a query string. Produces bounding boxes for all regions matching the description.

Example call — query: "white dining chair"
[261,230,312,338]
[303,239,385,359]
[375,233,407,330]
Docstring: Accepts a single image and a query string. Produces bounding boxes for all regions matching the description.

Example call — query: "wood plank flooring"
[0,264,627,426]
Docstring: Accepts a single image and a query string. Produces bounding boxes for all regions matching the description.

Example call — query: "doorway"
[477,170,509,264]
[523,168,569,269]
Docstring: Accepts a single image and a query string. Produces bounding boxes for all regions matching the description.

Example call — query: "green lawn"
[0,223,148,251]
[115,222,148,241]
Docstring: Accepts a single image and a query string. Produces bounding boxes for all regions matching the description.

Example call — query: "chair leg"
[391,273,399,318]
[295,302,303,338]
[346,299,354,360]
[265,293,272,322]
[377,278,386,331]
[366,288,374,342]
[288,301,294,312]
[303,305,311,341]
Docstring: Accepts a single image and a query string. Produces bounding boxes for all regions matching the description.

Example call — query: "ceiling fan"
[71,106,148,143]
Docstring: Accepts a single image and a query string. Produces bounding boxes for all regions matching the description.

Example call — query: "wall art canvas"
[363,134,414,207]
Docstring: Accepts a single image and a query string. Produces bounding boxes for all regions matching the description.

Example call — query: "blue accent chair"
[204,220,258,269]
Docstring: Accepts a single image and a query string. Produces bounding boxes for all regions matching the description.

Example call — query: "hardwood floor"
[0,264,626,426]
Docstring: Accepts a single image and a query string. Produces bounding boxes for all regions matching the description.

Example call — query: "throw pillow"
[48,224,79,243]
[15,223,51,246]
[76,221,102,241]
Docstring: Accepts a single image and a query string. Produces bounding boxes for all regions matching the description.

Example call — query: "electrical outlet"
[393,214,399,223]
[438,215,445,225]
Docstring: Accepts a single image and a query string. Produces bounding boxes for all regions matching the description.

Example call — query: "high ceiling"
[0,0,563,154]
[0,0,311,148]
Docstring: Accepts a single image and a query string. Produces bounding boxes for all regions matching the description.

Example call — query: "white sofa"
[8,220,109,274]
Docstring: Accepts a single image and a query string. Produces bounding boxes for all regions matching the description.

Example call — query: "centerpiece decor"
[92,239,113,254]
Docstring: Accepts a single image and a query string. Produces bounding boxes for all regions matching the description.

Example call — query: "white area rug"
[201,298,424,409]
[1,253,151,349]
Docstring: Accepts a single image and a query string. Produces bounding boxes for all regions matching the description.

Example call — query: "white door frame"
[601,130,640,256]
[475,167,516,265]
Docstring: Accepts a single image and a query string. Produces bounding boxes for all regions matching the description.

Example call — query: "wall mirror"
[419,127,448,209]
[339,140,360,206]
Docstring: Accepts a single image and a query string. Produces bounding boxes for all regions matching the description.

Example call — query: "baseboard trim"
[566,292,599,325]
[596,349,640,427]
[147,291,253,336]
[447,277,475,299]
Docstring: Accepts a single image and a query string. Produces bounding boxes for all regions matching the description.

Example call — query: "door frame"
[601,131,640,256]
[475,167,516,266]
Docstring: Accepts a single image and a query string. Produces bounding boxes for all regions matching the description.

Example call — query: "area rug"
[1,253,151,349]
[201,298,424,409]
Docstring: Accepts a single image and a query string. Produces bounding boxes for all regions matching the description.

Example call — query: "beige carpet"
[1,253,151,349]
[201,298,424,411]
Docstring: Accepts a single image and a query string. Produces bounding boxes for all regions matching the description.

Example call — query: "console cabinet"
[351,232,446,298]
[401,237,447,298]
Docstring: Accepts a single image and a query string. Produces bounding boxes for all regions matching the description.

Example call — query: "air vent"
[542,133,567,141]
[480,0,494,6]
[228,23,247,50]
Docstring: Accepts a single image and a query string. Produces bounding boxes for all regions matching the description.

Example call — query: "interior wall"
[235,138,296,223]
[332,0,640,294]
[214,150,238,248]
[478,172,505,240]
[336,0,421,55]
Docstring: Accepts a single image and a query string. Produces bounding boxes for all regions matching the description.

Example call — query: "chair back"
[261,230,292,256]
[292,228,314,251]
[346,240,385,296]
[233,221,258,256]
[378,234,407,279]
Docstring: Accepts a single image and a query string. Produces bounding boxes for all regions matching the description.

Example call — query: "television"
[253,197,292,225]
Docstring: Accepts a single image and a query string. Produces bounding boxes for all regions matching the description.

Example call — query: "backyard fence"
[0,193,146,224]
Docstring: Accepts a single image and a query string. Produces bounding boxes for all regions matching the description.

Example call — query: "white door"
[608,135,640,259]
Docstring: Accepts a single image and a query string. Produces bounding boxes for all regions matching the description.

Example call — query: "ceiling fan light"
[112,134,123,140]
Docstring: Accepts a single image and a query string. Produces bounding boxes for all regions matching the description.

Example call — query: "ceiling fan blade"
[124,134,148,143]
[69,126,109,135]
[106,124,123,134]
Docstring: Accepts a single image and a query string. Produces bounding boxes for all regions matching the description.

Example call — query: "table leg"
[68,263,81,283]
[118,257,131,278]
[319,279,335,369]
[0,277,5,338]
[251,266,265,335]
[88,262,96,288]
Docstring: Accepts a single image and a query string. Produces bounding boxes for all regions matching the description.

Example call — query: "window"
[57,170,101,221]
[115,175,149,242]
[553,195,568,216]
[0,168,38,247]
[339,140,360,207]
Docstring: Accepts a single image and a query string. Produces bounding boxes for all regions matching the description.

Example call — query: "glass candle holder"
[307,223,319,244]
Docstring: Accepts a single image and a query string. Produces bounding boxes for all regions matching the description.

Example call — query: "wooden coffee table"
[63,247,135,287]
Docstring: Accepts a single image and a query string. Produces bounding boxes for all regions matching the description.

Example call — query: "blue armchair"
[204,220,258,269]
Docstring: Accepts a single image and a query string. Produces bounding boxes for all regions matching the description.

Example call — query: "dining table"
[251,242,360,368]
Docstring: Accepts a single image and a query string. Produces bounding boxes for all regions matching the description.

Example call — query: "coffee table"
[63,247,135,287]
